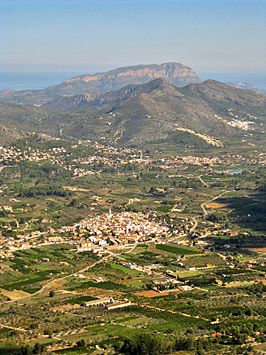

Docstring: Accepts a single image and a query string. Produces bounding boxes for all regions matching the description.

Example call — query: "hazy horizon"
[1,70,266,91]
[1,63,266,75]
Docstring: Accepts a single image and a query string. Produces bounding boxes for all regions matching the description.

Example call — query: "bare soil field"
[0,288,30,300]
[135,289,180,298]
[249,247,266,254]
[205,202,227,209]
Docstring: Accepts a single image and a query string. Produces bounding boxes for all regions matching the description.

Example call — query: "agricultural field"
[0,136,265,354]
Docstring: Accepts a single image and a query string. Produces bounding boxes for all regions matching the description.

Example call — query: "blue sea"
[0,71,266,91]
[0,72,83,91]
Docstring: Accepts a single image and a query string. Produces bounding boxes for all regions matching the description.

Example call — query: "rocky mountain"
[0,79,265,148]
[0,62,199,106]
[78,79,264,146]
[57,62,199,95]
[42,93,98,113]
[43,78,169,112]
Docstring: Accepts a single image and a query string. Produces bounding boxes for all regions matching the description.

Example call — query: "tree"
[120,333,170,355]
[20,346,31,355]
[44,328,53,338]
[76,339,86,349]
[49,290,55,297]
[32,343,45,354]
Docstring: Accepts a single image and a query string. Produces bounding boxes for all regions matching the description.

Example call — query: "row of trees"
[118,331,264,354]
[2,342,45,355]
[118,333,256,355]
[18,185,71,198]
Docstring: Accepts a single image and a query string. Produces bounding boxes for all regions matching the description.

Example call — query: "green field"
[111,263,142,277]
[0,133,265,354]
[155,243,201,255]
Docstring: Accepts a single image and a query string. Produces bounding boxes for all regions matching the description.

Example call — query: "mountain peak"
[182,79,266,107]
[62,62,199,93]
[43,78,179,112]
[139,77,175,92]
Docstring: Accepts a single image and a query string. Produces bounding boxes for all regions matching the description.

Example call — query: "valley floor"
[0,137,265,354]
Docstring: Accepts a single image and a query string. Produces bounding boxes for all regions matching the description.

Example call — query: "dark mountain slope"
[43,79,264,147]
[43,78,171,112]
[181,80,266,107]
[0,104,49,131]
[0,80,265,148]
[94,79,236,145]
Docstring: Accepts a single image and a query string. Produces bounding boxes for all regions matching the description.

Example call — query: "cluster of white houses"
[60,210,170,251]
[0,210,171,258]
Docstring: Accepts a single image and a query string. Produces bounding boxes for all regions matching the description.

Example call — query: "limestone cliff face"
[63,62,199,93]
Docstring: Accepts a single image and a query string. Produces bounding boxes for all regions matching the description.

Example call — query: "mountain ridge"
[43,78,266,113]
[0,62,199,106]
[0,79,265,148]
[43,78,176,112]
[64,62,199,87]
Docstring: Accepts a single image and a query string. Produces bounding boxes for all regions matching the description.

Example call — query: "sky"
[1,0,266,73]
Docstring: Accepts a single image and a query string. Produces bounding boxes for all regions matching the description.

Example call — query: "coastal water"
[0,72,83,90]
[0,71,266,91]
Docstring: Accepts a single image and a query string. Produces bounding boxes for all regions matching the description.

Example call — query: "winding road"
[200,190,229,217]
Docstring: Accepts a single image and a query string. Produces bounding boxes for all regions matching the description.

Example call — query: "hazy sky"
[1,0,265,73]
